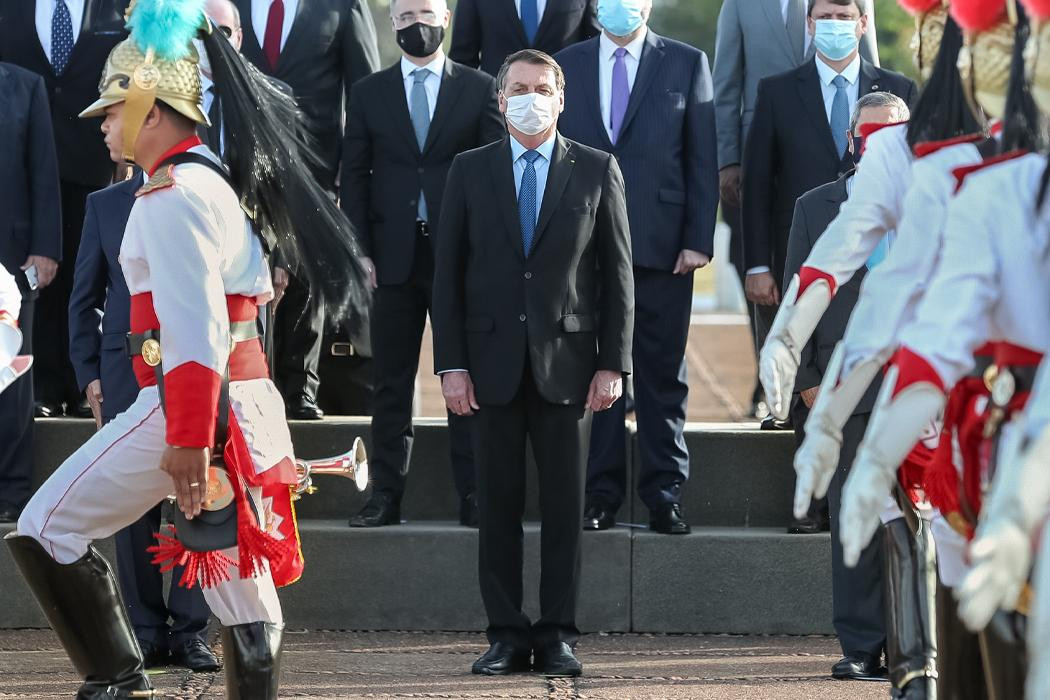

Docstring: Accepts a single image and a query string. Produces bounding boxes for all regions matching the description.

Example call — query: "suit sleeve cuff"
[163,362,221,448]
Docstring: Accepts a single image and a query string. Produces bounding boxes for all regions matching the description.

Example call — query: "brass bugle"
[293,436,369,499]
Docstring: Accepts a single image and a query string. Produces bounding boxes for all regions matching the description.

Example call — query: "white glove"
[955,521,1029,632]
[794,421,841,520]
[840,452,899,567]
[759,338,796,422]
[0,322,20,371]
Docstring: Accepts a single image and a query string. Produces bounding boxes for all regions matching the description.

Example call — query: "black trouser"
[369,229,474,502]
[34,180,92,408]
[274,271,324,404]
[317,352,374,416]
[476,363,591,649]
[828,413,886,660]
[586,267,691,513]
[114,501,210,650]
[723,199,765,407]
[0,292,34,510]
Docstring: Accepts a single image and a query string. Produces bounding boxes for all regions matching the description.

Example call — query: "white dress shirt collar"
[510,130,558,164]
[251,0,300,54]
[598,26,648,64]
[400,53,446,82]
[815,53,861,87]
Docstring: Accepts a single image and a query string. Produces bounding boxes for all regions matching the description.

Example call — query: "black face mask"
[397,22,445,58]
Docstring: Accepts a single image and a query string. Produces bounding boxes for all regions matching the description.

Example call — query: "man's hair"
[155,100,198,132]
[849,92,909,131]
[808,0,867,16]
[496,49,565,93]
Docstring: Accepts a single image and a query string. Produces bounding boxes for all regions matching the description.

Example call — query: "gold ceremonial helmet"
[1027,15,1050,115]
[79,0,209,163]
[957,1,1018,120]
[909,1,950,83]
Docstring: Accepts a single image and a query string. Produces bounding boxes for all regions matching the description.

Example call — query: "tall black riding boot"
[222,622,283,698]
[4,535,153,699]
[978,609,1027,700]
[935,580,987,700]
[883,518,937,699]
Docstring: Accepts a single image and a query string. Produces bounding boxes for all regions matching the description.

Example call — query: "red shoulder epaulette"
[857,120,908,141]
[912,132,984,159]
[135,164,177,197]
[952,149,1029,193]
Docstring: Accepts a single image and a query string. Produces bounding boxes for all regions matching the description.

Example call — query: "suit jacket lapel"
[531,135,574,253]
[582,41,614,151]
[797,60,840,162]
[490,138,527,259]
[382,64,422,157]
[618,32,664,141]
[423,61,466,156]
[858,58,881,96]
[503,0,529,47]
[532,0,559,46]
[762,0,797,64]
[237,0,265,63]
[276,0,310,71]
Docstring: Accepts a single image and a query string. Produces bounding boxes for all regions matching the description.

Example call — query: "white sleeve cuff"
[437,369,468,375]
[746,266,771,276]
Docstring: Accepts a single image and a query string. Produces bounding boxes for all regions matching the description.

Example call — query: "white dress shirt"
[251,0,300,52]
[598,27,647,143]
[35,0,86,63]
[401,53,445,121]
[779,0,812,59]
[514,0,547,21]
[199,73,227,155]
[815,53,861,125]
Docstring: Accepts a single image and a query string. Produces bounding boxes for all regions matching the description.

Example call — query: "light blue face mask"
[812,19,860,62]
[597,0,646,38]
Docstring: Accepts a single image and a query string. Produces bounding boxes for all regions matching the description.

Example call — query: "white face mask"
[504,92,559,135]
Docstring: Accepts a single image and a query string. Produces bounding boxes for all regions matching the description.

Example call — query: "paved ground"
[0,630,891,699]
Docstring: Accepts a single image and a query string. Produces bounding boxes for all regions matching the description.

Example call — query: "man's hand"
[22,256,57,288]
[586,370,623,412]
[86,379,103,429]
[442,371,479,416]
[159,446,210,519]
[800,386,819,409]
[673,249,711,275]
[272,267,289,308]
[360,256,378,290]
[745,271,780,306]
[719,165,742,208]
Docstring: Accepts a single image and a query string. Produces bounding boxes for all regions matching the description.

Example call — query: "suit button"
[519,314,526,322]
[54,86,62,94]
[409,199,417,207]
[524,272,532,280]
[417,167,424,174]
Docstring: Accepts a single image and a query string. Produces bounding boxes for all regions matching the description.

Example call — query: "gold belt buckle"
[141,338,162,367]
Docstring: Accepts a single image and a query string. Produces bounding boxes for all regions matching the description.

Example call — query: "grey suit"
[783,172,885,662]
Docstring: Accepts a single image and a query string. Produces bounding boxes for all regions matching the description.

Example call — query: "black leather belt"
[126,321,259,358]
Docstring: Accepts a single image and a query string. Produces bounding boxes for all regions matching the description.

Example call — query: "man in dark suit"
[556,0,717,535]
[0,0,130,417]
[234,0,381,419]
[0,63,61,523]
[742,0,916,320]
[68,172,218,673]
[450,0,599,78]
[340,0,504,528]
[433,49,633,677]
[782,92,909,681]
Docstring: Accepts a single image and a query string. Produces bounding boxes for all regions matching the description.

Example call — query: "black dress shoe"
[459,492,479,528]
[649,504,691,535]
[0,505,20,523]
[533,642,582,677]
[139,641,169,669]
[286,396,324,420]
[70,398,94,419]
[582,503,615,531]
[348,493,401,527]
[787,515,823,534]
[34,400,63,418]
[831,654,888,681]
[760,415,791,430]
[471,642,531,675]
[171,638,220,672]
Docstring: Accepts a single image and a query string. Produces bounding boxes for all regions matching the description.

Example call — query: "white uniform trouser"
[17,386,282,627]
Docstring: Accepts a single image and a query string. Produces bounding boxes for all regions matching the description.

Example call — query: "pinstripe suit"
[556,31,718,514]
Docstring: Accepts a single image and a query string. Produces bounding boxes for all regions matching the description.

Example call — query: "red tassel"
[148,527,238,588]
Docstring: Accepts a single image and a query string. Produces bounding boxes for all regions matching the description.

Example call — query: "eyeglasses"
[218,24,240,38]
[395,11,438,24]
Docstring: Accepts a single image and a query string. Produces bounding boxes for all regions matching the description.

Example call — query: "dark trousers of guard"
[476,363,591,650]
[0,291,34,514]
[369,225,475,505]
[586,268,691,513]
[274,271,324,408]
[33,181,89,410]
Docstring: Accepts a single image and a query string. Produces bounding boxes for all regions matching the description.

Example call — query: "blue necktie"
[867,234,890,269]
[51,0,74,75]
[519,150,541,255]
[830,75,849,158]
[410,69,431,221]
[520,0,539,44]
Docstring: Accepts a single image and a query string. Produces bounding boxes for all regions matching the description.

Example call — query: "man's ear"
[142,104,163,130]
[857,14,868,35]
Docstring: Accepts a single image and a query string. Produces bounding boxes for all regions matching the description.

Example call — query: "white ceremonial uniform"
[0,269,20,320]
[17,145,295,627]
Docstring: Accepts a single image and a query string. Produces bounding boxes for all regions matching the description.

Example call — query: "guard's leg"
[978,610,1027,700]
[883,517,938,699]
[932,517,987,700]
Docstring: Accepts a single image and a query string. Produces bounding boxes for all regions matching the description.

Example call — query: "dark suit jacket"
[236,0,380,188]
[68,175,139,419]
[556,31,719,268]
[0,0,129,188]
[432,134,634,406]
[449,0,599,77]
[742,57,917,283]
[340,58,504,285]
[783,173,878,415]
[0,62,62,279]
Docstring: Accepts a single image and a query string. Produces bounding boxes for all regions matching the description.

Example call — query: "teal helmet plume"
[125,0,208,61]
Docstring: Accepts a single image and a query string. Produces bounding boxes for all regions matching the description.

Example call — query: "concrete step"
[31,419,796,527]
[0,522,830,635]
